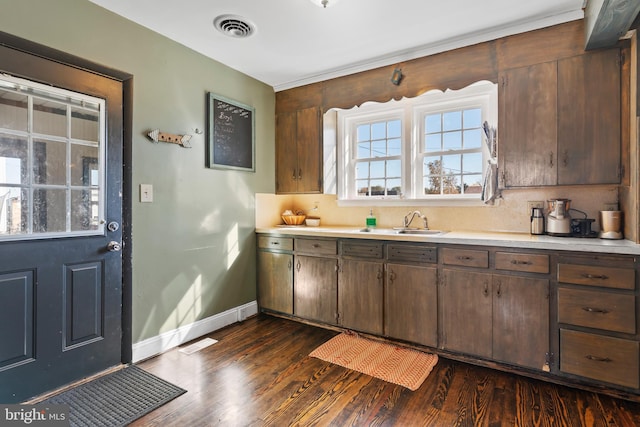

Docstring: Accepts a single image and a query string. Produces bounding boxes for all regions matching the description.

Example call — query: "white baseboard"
[132,300,258,363]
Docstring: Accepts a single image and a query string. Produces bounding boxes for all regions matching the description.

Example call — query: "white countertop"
[255,226,640,255]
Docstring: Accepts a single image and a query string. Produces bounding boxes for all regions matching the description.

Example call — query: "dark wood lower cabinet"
[257,251,293,315]
[338,259,383,335]
[256,233,640,400]
[294,255,338,324]
[385,263,437,347]
[441,269,493,358]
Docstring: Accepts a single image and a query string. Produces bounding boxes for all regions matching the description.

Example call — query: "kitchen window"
[336,81,497,205]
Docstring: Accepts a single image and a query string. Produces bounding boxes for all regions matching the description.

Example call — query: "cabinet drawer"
[295,238,337,255]
[558,288,635,334]
[340,241,384,259]
[560,329,639,389]
[495,252,549,274]
[258,236,293,251]
[442,248,488,268]
[558,264,635,290]
[387,244,436,264]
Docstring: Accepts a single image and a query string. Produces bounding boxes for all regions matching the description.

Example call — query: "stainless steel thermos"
[530,207,545,235]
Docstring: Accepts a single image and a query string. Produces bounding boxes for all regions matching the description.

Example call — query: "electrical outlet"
[526,201,544,214]
[603,203,619,211]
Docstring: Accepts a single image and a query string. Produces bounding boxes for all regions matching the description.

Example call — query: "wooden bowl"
[282,215,306,225]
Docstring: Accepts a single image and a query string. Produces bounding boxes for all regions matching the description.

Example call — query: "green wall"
[0,0,275,342]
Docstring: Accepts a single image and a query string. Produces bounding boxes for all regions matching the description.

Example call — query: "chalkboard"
[207,93,255,171]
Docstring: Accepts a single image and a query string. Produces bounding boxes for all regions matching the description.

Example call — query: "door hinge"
[618,50,625,67]
[544,352,555,372]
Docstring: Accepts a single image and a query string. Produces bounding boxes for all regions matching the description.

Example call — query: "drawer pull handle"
[582,307,610,314]
[585,355,612,363]
[511,260,532,265]
[271,241,280,245]
[581,273,608,280]
[312,244,320,248]
[458,256,474,261]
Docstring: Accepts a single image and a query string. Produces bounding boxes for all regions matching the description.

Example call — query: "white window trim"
[335,81,497,207]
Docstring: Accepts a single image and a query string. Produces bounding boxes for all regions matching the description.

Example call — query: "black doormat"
[43,365,186,426]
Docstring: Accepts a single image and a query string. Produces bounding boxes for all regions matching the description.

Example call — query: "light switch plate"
[140,184,153,203]
[526,201,544,214]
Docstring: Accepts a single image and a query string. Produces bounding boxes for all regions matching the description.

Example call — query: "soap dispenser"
[366,209,377,229]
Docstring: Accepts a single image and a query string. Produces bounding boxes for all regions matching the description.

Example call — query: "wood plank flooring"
[132,314,640,426]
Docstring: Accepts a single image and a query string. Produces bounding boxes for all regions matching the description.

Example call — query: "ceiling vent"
[214,15,255,38]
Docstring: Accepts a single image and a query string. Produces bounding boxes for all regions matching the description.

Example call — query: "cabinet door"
[557,48,621,185]
[499,61,557,187]
[294,255,338,324]
[385,263,438,347]
[257,251,293,314]
[296,107,322,193]
[441,269,492,358]
[338,259,383,335]
[492,274,549,370]
[275,111,298,193]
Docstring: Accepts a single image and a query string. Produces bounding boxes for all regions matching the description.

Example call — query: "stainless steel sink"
[358,227,444,235]
[395,229,444,235]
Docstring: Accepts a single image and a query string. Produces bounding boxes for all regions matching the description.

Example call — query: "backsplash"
[256,186,620,235]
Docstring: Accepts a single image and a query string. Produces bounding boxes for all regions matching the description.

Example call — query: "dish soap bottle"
[366,209,377,229]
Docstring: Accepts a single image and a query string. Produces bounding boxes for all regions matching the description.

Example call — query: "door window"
[0,76,105,239]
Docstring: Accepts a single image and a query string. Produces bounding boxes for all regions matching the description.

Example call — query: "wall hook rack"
[147,129,192,148]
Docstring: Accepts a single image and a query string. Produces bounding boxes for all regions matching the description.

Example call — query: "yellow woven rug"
[309,332,438,391]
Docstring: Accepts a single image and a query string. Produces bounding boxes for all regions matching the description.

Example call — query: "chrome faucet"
[403,210,428,229]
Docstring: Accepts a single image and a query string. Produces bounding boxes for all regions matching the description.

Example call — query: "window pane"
[33,98,67,137]
[463,128,482,149]
[443,111,461,131]
[357,125,370,142]
[463,152,483,174]
[387,120,401,138]
[425,134,441,152]
[371,140,386,157]
[463,108,482,128]
[370,161,385,178]
[424,176,441,195]
[357,142,370,159]
[424,156,441,175]
[443,131,462,150]
[463,175,483,194]
[371,122,386,140]
[356,179,369,196]
[0,134,28,185]
[425,114,441,133]
[443,176,461,194]
[442,154,461,175]
[33,138,67,185]
[33,189,67,233]
[0,90,28,131]
[387,178,401,195]
[387,159,401,178]
[71,107,100,142]
[356,163,369,180]
[0,187,26,234]
[71,189,99,231]
[370,179,385,195]
[71,144,99,187]
[388,138,401,156]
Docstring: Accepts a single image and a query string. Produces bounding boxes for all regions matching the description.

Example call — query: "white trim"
[131,300,258,363]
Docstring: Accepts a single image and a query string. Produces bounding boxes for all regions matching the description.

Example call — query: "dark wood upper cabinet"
[557,48,621,185]
[499,47,622,188]
[275,106,322,194]
[499,62,558,187]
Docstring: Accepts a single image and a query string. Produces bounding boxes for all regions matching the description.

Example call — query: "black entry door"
[0,45,123,403]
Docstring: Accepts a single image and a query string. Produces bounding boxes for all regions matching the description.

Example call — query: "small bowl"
[305,218,320,227]
[282,215,306,225]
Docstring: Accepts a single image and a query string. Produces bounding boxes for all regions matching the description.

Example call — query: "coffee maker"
[547,199,572,236]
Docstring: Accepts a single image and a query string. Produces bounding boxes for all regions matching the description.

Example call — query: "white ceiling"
[88,0,585,91]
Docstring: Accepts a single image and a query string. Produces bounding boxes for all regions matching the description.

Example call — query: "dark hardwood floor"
[132,314,640,426]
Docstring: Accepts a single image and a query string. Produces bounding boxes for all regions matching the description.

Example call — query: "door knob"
[107,221,120,232]
[107,241,122,252]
